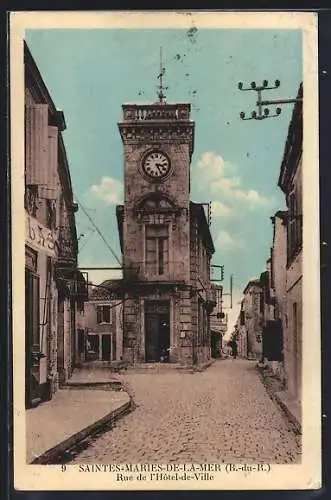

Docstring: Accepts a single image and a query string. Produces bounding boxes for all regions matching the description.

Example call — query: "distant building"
[80,280,123,363]
[237,301,248,358]
[116,101,216,366]
[278,83,303,409]
[210,284,227,358]
[260,259,283,379]
[241,279,263,359]
[24,42,84,408]
[268,210,288,381]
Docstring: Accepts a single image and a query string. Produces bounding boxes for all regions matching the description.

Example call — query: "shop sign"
[26,214,57,257]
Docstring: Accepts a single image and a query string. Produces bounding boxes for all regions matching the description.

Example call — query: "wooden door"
[145,301,170,362]
[25,268,41,408]
[102,335,111,361]
[145,314,159,362]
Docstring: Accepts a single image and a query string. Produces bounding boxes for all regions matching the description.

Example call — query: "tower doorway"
[145,300,170,362]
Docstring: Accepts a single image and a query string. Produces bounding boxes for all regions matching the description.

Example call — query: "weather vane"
[237,79,303,121]
[157,46,168,104]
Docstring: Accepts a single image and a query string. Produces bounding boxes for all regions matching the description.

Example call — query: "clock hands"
[155,163,165,175]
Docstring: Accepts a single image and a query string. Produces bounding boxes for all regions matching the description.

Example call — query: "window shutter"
[45,125,58,198]
[146,237,157,273]
[25,104,49,186]
[104,306,110,324]
[163,237,169,267]
[97,307,101,324]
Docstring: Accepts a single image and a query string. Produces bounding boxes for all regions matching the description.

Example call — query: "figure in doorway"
[228,338,238,359]
[232,339,238,359]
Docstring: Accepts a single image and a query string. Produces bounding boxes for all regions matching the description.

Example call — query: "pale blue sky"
[25,28,302,323]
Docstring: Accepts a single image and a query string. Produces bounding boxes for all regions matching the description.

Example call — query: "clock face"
[142,151,171,180]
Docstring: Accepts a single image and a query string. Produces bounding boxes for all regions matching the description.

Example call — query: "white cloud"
[215,230,245,250]
[194,151,269,210]
[90,176,123,205]
[196,151,231,180]
[210,200,232,217]
[79,266,123,285]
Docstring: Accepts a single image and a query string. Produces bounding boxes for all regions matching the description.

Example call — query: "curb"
[31,397,133,465]
[63,380,122,391]
[256,366,301,435]
[177,358,216,374]
[193,358,216,372]
[273,391,301,435]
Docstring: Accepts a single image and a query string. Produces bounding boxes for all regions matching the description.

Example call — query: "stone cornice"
[118,121,195,154]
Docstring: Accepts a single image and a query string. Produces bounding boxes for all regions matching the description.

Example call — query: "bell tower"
[118,57,195,282]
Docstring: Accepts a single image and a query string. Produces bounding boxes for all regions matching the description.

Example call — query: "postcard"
[10,10,320,491]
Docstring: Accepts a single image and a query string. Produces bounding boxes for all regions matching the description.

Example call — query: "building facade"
[24,42,81,408]
[260,260,284,378]
[278,83,303,406]
[268,210,288,381]
[209,284,227,358]
[241,279,263,359]
[79,280,124,363]
[237,301,248,358]
[116,101,216,365]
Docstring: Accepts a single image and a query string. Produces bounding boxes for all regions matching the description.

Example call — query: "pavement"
[256,364,302,434]
[26,375,131,464]
[68,359,302,465]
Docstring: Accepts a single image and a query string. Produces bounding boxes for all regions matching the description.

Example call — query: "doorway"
[25,267,41,408]
[145,301,170,362]
[102,334,111,361]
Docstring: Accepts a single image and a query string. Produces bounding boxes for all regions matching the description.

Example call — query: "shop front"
[25,214,57,408]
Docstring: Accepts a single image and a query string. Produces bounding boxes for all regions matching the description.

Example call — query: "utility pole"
[222,274,233,309]
[238,79,302,121]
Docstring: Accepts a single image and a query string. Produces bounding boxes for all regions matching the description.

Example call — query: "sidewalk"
[27,370,132,464]
[257,364,301,434]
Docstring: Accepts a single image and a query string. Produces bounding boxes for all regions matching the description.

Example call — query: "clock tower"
[116,74,215,366]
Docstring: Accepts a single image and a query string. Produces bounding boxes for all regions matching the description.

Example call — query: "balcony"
[122,103,191,122]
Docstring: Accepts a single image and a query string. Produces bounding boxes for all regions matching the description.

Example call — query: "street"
[70,359,301,464]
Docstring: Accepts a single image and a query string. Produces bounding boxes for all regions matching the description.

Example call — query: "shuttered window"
[46,125,58,197]
[288,188,302,263]
[96,305,111,324]
[25,104,49,186]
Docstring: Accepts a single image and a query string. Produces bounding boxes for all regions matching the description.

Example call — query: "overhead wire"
[74,197,122,266]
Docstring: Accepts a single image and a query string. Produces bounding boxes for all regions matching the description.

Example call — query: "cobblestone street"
[70,359,301,464]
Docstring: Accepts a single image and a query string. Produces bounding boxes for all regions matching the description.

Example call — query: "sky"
[25,27,302,334]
